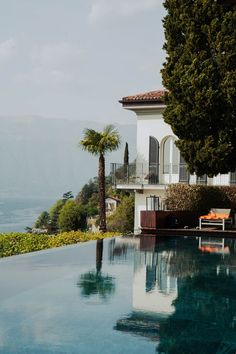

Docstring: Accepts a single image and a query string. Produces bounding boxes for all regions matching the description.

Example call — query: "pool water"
[0,236,236,353]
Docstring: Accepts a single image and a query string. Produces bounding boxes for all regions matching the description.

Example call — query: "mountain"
[0,116,136,199]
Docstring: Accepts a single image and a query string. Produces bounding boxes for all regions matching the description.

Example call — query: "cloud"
[17,42,84,87]
[17,67,73,86]
[0,39,16,62]
[89,0,159,24]
[31,42,84,69]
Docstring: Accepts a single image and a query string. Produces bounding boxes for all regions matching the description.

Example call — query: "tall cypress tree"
[162,0,236,177]
[124,142,129,165]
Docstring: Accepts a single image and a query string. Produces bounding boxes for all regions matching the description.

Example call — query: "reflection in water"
[199,237,230,255]
[78,239,116,300]
[115,236,236,354]
[78,271,115,300]
[108,237,139,263]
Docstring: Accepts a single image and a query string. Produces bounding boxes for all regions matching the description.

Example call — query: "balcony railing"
[179,163,189,183]
[230,171,236,185]
[111,163,235,187]
[111,163,160,186]
[197,174,207,185]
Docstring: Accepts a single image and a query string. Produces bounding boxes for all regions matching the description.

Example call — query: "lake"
[0,197,55,233]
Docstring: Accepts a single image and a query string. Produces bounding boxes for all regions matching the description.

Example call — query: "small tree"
[107,195,134,233]
[35,211,50,229]
[48,192,74,232]
[124,142,129,165]
[76,178,99,204]
[62,191,74,201]
[49,199,65,232]
[58,200,87,232]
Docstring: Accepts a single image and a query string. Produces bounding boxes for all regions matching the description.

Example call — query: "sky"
[0,0,166,124]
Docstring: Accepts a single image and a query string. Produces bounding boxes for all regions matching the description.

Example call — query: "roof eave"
[121,102,166,112]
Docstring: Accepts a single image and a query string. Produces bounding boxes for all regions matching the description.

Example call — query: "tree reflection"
[77,239,115,300]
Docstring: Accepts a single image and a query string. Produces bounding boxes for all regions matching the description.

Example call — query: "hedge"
[165,184,236,212]
[0,231,119,258]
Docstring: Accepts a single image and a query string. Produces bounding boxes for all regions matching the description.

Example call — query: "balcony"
[111,163,159,187]
[111,163,188,188]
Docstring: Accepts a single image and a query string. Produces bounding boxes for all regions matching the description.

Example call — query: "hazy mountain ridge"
[0,116,136,198]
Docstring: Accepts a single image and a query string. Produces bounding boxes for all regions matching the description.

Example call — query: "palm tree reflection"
[78,240,115,301]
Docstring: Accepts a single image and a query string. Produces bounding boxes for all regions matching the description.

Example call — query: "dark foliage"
[124,142,129,165]
[162,0,236,176]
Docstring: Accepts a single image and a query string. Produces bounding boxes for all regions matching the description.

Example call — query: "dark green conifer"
[124,142,129,165]
[162,0,236,176]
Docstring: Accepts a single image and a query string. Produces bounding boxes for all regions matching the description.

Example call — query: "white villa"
[111,90,236,233]
[105,196,120,215]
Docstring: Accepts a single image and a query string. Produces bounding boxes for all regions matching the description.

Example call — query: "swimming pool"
[0,235,236,353]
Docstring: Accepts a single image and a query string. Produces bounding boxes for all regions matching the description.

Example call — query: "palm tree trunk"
[98,153,106,232]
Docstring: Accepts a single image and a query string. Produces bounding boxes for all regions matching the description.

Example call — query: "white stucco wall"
[136,109,175,165]
[133,107,232,188]
[121,103,234,233]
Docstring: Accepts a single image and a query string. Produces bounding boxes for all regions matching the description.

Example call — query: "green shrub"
[58,200,87,232]
[35,211,50,229]
[0,231,119,258]
[49,199,65,232]
[107,195,134,233]
[165,184,236,212]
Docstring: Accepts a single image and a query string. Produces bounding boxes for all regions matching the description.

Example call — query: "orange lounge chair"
[199,209,232,231]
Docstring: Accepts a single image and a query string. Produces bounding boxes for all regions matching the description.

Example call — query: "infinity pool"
[0,236,236,353]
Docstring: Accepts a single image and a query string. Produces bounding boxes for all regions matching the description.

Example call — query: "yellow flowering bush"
[0,231,120,258]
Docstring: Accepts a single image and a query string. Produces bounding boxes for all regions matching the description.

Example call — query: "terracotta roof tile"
[120,90,167,105]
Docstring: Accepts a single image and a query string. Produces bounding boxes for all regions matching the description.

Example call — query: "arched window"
[149,136,159,184]
[163,137,179,174]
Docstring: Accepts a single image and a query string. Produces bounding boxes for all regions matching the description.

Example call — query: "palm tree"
[80,125,120,232]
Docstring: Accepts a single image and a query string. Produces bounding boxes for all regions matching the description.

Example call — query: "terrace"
[111,162,236,189]
[111,162,189,189]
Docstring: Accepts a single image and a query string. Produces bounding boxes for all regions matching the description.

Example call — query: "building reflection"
[115,236,178,342]
[133,239,177,315]
[115,236,236,353]
[108,237,139,263]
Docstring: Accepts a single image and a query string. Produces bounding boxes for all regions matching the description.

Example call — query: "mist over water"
[0,116,136,232]
[0,116,135,198]
[0,197,55,233]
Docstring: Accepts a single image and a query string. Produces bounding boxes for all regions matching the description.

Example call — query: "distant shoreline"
[0,196,55,233]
